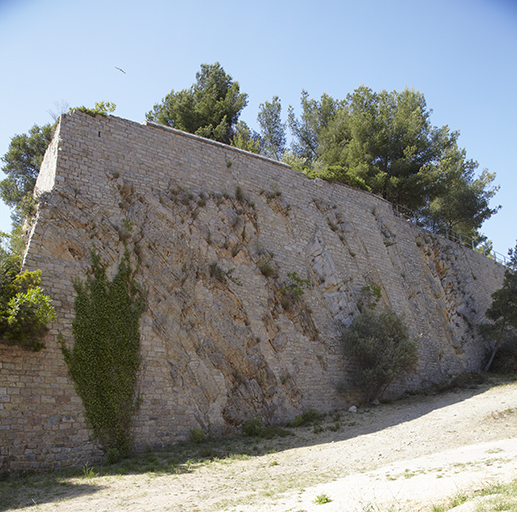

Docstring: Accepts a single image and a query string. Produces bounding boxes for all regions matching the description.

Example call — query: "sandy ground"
[9,379,517,512]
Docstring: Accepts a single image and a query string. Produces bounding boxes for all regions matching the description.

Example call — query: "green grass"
[314,492,332,504]
[431,478,517,511]
[0,415,322,511]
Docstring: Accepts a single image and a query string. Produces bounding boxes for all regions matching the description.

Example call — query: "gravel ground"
[5,378,517,512]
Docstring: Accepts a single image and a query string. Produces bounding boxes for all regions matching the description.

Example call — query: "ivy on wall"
[60,247,146,461]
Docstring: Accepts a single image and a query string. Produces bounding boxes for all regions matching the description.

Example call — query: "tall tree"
[257,96,286,160]
[329,86,446,209]
[287,85,499,239]
[146,62,248,144]
[230,121,260,153]
[423,144,500,238]
[287,90,339,163]
[481,242,517,370]
[0,123,54,209]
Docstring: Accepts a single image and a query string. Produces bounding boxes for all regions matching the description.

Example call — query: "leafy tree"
[1,102,116,227]
[257,95,286,160]
[417,131,500,238]
[146,62,248,144]
[321,87,446,209]
[230,121,260,153]
[481,242,517,371]
[60,248,146,460]
[341,308,419,402]
[287,86,499,240]
[287,90,339,163]
[0,123,54,210]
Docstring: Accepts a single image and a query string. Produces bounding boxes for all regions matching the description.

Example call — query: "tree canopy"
[146,62,248,144]
[0,123,54,209]
[257,96,286,160]
[0,68,499,249]
[286,86,499,240]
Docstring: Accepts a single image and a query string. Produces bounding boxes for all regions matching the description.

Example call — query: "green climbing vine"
[60,247,146,461]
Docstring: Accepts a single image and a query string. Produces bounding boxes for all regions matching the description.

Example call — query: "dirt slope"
[8,379,517,512]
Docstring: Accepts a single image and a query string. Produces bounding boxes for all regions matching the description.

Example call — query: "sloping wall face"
[0,112,504,472]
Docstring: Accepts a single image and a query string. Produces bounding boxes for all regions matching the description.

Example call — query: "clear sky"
[1,0,516,257]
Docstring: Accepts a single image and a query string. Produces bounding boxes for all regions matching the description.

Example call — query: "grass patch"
[431,478,517,511]
[314,492,332,504]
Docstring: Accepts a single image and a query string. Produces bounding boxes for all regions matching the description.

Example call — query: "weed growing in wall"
[60,247,146,461]
[209,263,241,285]
[358,284,382,312]
[279,271,311,310]
[258,260,276,278]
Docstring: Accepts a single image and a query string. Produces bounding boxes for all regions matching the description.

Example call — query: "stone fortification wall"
[0,112,504,473]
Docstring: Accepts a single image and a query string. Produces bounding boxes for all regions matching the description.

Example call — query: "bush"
[189,427,206,444]
[341,308,419,402]
[241,417,293,439]
[0,263,57,351]
[258,260,276,278]
[286,407,322,427]
[241,417,265,437]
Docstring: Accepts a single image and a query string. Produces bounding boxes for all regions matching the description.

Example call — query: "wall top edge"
[60,110,292,170]
[142,120,293,169]
[58,111,438,215]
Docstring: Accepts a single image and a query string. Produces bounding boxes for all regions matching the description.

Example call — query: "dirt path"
[8,379,517,512]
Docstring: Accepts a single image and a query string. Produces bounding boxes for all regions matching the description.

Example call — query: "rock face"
[0,112,504,472]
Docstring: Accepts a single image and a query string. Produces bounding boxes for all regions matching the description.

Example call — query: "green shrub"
[286,407,322,428]
[0,262,57,351]
[60,248,146,457]
[189,427,206,444]
[104,447,122,465]
[235,184,244,202]
[314,493,332,504]
[279,271,311,311]
[209,262,227,283]
[74,101,116,117]
[241,417,266,437]
[241,417,294,439]
[341,308,419,402]
[258,260,276,278]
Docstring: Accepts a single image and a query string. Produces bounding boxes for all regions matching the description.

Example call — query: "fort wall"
[0,112,504,472]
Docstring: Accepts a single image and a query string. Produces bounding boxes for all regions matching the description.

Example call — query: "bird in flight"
[115,66,126,74]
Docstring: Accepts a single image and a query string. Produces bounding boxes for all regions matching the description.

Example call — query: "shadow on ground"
[1,375,513,511]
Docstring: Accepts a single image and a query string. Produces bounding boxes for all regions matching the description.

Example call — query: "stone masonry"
[0,112,505,473]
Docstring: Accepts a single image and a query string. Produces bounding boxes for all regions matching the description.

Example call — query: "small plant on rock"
[258,260,276,278]
[279,271,311,310]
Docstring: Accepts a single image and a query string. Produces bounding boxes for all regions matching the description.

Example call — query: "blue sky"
[1,0,516,256]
